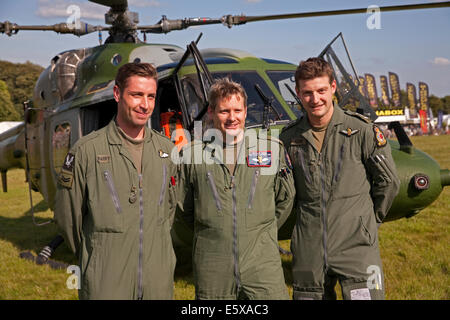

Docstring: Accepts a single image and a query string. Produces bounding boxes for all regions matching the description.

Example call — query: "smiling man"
[280,57,400,300]
[177,78,295,300]
[54,63,177,300]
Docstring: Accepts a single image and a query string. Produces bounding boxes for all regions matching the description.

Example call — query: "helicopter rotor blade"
[0,20,108,37]
[140,1,450,34]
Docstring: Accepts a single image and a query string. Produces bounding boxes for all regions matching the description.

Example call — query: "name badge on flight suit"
[247,151,272,167]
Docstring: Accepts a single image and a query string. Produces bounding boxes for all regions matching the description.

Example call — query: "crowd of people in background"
[379,123,450,138]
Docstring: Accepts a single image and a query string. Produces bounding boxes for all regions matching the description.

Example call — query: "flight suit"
[54,120,177,300]
[177,132,295,299]
[280,105,400,300]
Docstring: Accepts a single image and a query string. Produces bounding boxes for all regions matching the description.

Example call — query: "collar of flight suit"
[105,118,153,146]
[298,103,345,152]
[105,119,154,172]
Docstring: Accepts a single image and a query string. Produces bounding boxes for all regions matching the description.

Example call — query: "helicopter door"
[319,33,377,121]
[172,41,214,132]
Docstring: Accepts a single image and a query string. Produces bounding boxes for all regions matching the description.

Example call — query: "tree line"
[0,60,44,121]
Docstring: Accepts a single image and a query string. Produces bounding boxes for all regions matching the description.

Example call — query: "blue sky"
[0,0,449,97]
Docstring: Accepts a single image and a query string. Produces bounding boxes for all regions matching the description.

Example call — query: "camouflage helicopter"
[0,0,449,268]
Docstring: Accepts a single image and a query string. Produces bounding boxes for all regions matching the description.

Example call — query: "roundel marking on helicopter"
[111,54,122,66]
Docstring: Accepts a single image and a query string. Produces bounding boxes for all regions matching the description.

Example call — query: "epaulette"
[281,118,302,133]
[344,110,371,123]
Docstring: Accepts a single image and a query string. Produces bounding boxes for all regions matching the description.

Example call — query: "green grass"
[0,135,448,299]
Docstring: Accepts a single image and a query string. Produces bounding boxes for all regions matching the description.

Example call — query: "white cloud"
[431,57,450,66]
[129,0,161,7]
[36,0,107,21]
[245,0,262,3]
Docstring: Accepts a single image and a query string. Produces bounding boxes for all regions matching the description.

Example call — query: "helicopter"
[0,0,449,268]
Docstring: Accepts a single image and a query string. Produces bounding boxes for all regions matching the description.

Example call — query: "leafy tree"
[0,60,44,117]
[0,80,21,121]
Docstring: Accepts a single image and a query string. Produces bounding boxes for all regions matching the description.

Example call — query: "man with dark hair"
[55,63,177,300]
[178,78,295,299]
[280,57,400,300]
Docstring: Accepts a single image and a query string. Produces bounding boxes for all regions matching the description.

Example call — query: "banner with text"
[379,75,390,107]
[365,73,379,109]
[406,83,418,118]
[388,72,401,107]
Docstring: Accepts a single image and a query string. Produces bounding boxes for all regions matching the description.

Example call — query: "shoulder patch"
[344,110,371,123]
[62,153,75,172]
[373,125,387,147]
[58,152,75,188]
[58,170,74,189]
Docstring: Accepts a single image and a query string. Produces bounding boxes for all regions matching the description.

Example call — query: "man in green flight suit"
[177,78,295,299]
[280,58,400,300]
[54,63,177,300]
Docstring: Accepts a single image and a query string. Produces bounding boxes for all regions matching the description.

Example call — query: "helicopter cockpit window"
[52,122,71,172]
[179,71,290,127]
[319,33,359,108]
[211,71,290,127]
[266,71,303,118]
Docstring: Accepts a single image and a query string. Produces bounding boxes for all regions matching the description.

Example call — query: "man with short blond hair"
[178,78,295,300]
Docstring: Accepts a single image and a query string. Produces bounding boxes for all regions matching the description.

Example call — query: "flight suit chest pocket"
[194,171,223,229]
[246,169,275,229]
[289,144,313,187]
[88,169,124,233]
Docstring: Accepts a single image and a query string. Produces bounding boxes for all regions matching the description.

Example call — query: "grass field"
[0,135,448,300]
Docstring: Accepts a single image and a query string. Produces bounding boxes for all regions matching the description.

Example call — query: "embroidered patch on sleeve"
[62,153,75,172]
[373,126,387,147]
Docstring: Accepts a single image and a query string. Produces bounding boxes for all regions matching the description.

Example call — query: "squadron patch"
[58,153,75,188]
[373,125,387,147]
[339,128,360,137]
[247,151,272,167]
[62,153,75,172]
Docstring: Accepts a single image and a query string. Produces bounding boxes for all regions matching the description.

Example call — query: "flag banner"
[418,82,430,112]
[419,109,428,134]
[365,73,378,109]
[388,72,401,107]
[380,75,390,107]
[358,76,368,98]
[437,110,443,130]
[406,83,418,118]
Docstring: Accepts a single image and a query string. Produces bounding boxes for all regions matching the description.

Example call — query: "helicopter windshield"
[266,71,303,119]
[180,71,290,127]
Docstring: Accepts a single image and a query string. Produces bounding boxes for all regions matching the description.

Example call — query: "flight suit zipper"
[231,175,241,292]
[103,170,122,214]
[318,153,329,271]
[247,169,260,209]
[138,173,144,300]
